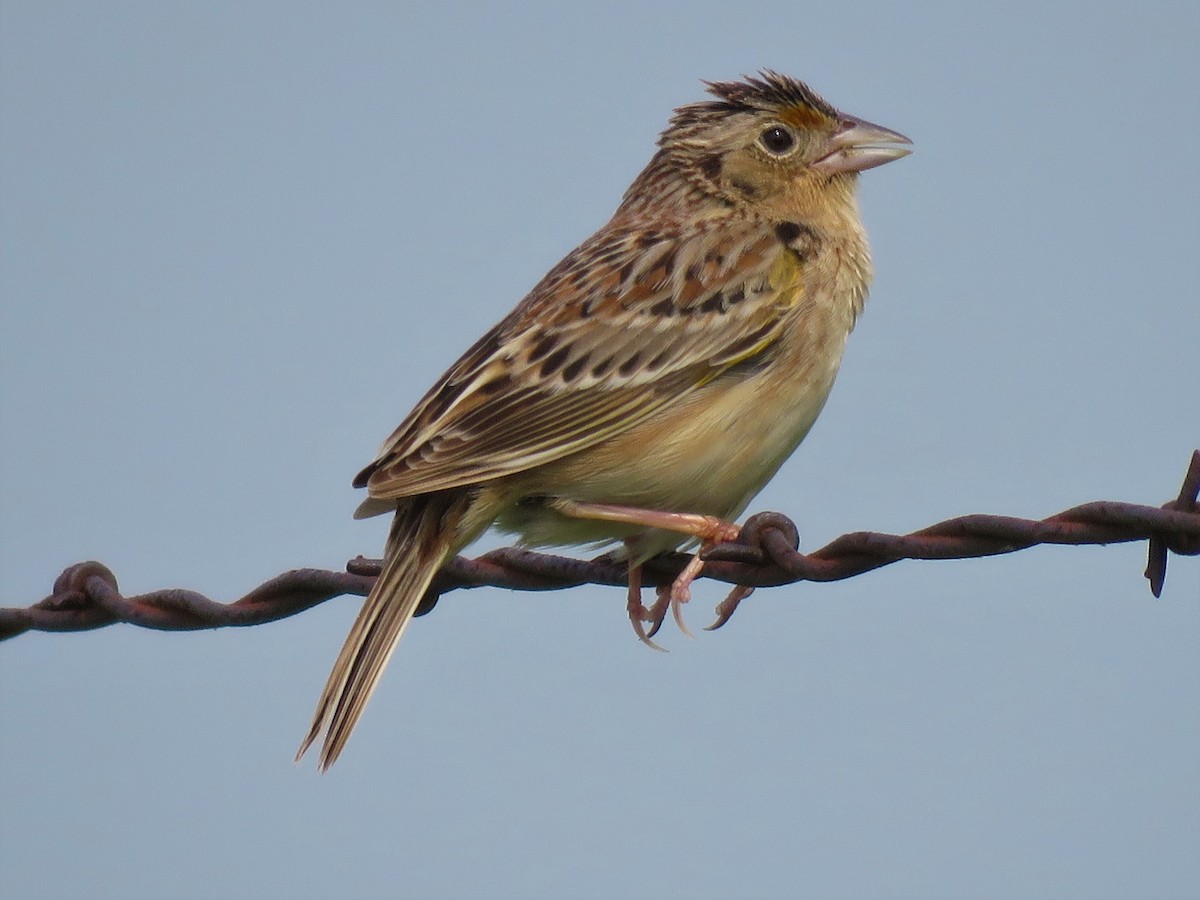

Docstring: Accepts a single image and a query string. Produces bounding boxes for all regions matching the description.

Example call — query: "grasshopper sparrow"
[299,72,910,769]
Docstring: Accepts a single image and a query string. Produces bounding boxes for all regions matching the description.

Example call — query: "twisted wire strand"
[4,451,1197,642]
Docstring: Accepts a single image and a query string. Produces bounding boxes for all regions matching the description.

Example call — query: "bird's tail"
[297,493,461,771]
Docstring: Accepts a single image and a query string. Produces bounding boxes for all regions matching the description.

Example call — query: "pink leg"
[553,499,743,640]
[624,555,666,652]
[550,499,740,545]
[668,555,705,638]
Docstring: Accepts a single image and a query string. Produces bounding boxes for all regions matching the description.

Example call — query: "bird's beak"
[812,115,912,175]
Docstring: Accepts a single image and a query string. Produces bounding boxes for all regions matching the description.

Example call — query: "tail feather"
[297,494,461,771]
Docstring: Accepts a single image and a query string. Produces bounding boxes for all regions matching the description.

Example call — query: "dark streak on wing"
[369,368,702,495]
[355,219,796,500]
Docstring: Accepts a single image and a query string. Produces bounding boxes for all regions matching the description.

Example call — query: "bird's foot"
[665,520,742,638]
[557,504,740,648]
[625,562,666,652]
[704,584,755,631]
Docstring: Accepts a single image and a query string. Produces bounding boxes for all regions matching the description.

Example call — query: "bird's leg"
[628,560,710,640]
[624,553,666,653]
[552,499,741,640]
[551,499,740,543]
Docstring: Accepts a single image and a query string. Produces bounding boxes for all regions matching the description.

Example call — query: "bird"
[297,71,911,770]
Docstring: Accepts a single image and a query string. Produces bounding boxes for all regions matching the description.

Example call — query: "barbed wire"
[4,450,1197,642]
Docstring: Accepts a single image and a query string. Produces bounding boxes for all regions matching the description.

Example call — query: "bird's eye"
[759,125,796,156]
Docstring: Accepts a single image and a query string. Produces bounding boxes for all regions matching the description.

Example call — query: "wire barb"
[3,451,1197,642]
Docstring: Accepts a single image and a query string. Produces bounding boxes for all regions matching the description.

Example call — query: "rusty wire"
[3,451,1197,642]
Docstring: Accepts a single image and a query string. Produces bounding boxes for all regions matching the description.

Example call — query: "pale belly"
[495,327,848,555]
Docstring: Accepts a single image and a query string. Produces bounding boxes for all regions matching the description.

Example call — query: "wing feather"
[358,219,800,501]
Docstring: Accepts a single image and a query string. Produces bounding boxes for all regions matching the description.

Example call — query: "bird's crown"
[665,71,839,142]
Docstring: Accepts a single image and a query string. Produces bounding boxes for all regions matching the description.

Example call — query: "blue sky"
[2,3,1198,899]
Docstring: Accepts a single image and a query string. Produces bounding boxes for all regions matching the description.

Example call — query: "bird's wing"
[357,220,802,499]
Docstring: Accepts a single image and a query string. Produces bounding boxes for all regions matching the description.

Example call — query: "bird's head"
[622,72,910,220]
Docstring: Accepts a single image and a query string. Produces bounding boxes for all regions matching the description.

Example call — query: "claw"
[704,585,755,631]
[588,514,747,648]
[672,600,696,639]
[626,560,668,652]
[631,612,668,652]
[668,555,705,639]
[645,586,670,639]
